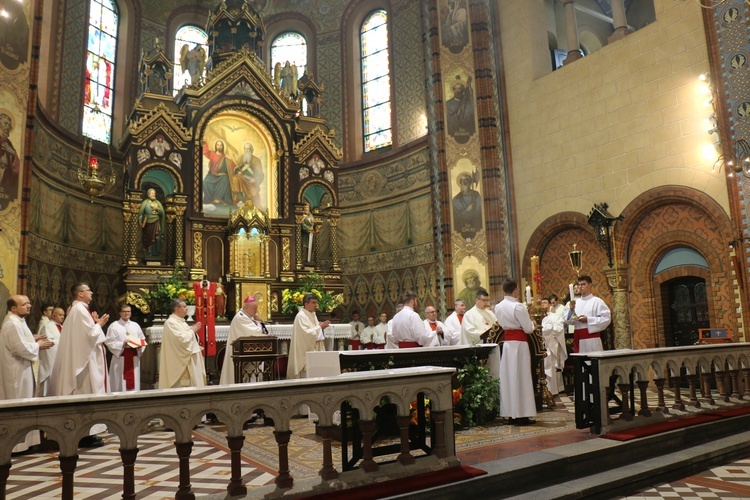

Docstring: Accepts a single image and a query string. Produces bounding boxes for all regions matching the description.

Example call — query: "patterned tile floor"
[5,392,750,498]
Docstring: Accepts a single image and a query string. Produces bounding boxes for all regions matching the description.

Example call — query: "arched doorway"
[655,248,710,347]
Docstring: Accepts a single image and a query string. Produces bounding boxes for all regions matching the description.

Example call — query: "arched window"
[270,32,307,77]
[83,0,119,143]
[173,25,209,94]
[360,10,392,152]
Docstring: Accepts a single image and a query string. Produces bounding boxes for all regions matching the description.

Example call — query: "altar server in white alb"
[391,291,438,348]
[424,306,460,346]
[0,295,54,453]
[495,279,537,426]
[287,294,330,379]
[541,298,566,395]
[159,299,206,389]
[460,290,497,346]
[36,303,53,337]
[105,304,147,392]
[220,296,266,384]
[565,275,611,353]
[37,307,64,397]
[349,311,365,340]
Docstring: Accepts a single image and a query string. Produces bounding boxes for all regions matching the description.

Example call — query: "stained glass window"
[360,10,392,152]
[83,0,118,144]
[174,25,208,95]
[271,32,307,77]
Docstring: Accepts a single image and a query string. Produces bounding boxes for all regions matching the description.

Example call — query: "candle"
[530,255,539,300]
[569,283,575,301]
[525,285,532,304]
[89,157,99,171]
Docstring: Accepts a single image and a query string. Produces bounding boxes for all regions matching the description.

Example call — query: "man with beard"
[0,295,54,453]
[137,188,165,257]
[202,139,235,206]
[232,142,264,208]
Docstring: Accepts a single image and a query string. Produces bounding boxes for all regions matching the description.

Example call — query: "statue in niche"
[215,278,227,320]
[299,205,318,265]
[137,188,165,258]
[279,61,298,97]
[180,44,206,87]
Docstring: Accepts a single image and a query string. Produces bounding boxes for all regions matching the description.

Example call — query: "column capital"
[603,264,629,292]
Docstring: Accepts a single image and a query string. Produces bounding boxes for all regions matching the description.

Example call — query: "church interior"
[3,0,750,498]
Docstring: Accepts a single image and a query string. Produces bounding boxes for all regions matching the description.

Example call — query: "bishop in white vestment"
[220,296,266,384]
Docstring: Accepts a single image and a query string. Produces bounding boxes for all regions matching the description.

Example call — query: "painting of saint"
[0,111,20,211]
[452,171,482,240]
[445,74,475,144]
[0,0,29,71]
[201,112,273,217]
[441,0,468,54]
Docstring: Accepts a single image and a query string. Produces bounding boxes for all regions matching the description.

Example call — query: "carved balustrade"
[573,344,750,434]
[0,367,457,499]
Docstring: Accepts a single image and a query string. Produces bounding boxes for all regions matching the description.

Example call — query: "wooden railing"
[572,344,750,434]
[0,366,457,499]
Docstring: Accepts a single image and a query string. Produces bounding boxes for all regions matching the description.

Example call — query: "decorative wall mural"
[148,134,171,157]
[0,0,29,71]
[444,69,475,144]
[0,105,20,211]
[454,256,488,306]
[201,111,275,218]
[440,0,468,54]
[452,168,482,240]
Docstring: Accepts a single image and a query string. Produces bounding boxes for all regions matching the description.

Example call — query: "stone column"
[608,0,631,43]
[326,208,341,271]
[59,454,79,500]
[174,441,195,500]
[0,462,10,499]
[120,448,139,500]
[358,419,379,472]
[396,415,415,465]
[604,264,631,350]
[273,430,293,488]
[560,0,583,64]
[226,435,247,497]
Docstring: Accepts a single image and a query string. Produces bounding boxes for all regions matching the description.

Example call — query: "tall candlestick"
[530,255,540,300]
[525,285,532,304]
[569,283,575,301]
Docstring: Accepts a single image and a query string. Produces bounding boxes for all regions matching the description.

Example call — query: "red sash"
[349,339,361,350]
[375,344,385,349]
[56,324,62,333]
[123,348,136,390]
[428,322,437,331]
[457,314,464,324]
[504,329,527,342]
[573,328,599,353]
[399,341,421,348]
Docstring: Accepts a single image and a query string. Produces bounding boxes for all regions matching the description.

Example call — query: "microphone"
[260,321,269,335]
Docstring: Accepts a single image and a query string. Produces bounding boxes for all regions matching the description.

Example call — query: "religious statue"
[137,188,165,258]
[280,61,298,98]
[299,205,318,265]
[216,278,227,320]
[180,44,206,87]
[231,142,264,208]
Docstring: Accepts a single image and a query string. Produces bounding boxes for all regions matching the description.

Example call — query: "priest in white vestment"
[159,299,206,389]
[220,296,266,384]
[424,306,460,346]
[36,304,53,337]
[444,299,466,341]
[564,276,611,353]
[1,295,54,453]
[495,280,537,426]
[105,304,147,392]
[460,291,497,345]
[37,307,64,397]
[49,283,110,445]
[541,299,566,395]
[287,294,331,379]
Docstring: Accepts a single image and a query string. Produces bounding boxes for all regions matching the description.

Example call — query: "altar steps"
[394,412,750,499]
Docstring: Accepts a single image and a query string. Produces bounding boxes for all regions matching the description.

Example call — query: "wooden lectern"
[231,336,284,383]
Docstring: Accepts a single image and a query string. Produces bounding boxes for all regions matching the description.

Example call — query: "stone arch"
[134,164,184,194]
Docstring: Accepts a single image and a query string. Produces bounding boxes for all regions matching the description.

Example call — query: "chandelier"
[713,139,750,178]
[77,120,116,202]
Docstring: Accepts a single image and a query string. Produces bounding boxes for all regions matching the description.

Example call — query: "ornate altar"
[117,0,343,329]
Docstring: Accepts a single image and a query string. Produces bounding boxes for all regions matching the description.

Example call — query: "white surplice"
[220,310,264,385]
[105,319,146,392]
[495,297,537,419]
[460,306,496,346]
[37,320,61,397]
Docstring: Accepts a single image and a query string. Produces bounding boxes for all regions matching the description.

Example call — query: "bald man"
[37,307,64,397]
[0,295,54,453]
[423,306,459,346]
[220,296,266,384]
